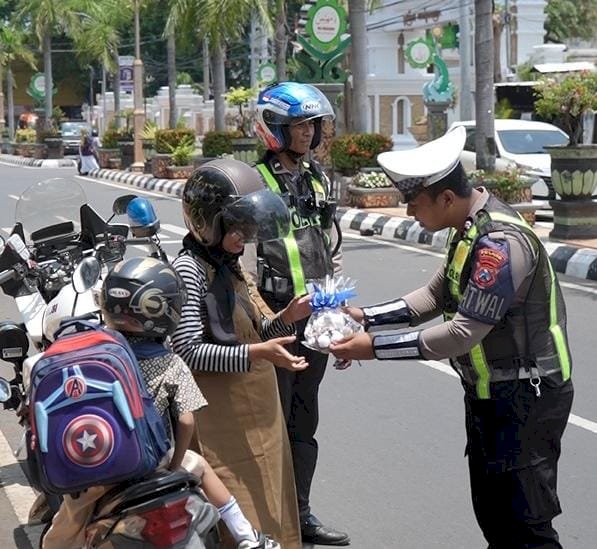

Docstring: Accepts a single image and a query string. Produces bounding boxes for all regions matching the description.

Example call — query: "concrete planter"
[231,137,259,163]
[549,199,597,239]
[166,165,194,180]
[118,141,134,170]
[546,145,597,200]
[346,185,401,208]
[21,143,36,157]
[151,153,172,178]
[33,143,47,159]
[97,148,120,169]
[44,137,64,159]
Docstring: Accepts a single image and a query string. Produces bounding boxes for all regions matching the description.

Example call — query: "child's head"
[100,257,186,340]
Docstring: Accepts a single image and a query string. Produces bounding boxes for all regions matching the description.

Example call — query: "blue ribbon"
[310,285,357,312]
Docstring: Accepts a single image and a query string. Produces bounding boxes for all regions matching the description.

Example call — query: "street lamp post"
[131,0,145,173]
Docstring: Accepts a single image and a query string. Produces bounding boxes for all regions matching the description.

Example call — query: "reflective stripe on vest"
[256,162,326,296]
[444,210,570,398]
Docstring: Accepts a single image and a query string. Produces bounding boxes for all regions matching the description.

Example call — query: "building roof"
[532,61,596,74]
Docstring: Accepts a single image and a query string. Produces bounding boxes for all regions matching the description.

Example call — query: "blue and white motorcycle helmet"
[255,82,335,153]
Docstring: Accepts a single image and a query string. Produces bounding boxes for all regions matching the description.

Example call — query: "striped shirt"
[171,253,295,373]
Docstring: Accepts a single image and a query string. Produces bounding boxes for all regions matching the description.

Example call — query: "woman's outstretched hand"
[249,336,309,371]
[280,295,313,325]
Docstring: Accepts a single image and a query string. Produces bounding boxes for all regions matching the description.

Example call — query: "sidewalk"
[2,154,597,282]
[0,153,75,169]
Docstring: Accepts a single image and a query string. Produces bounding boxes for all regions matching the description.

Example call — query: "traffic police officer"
[331,127,574,549]
[246,82,349,546]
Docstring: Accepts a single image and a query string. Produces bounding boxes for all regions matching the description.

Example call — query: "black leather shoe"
[301,514,350,546]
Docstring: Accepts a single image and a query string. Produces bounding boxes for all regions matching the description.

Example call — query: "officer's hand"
[342,306,365,324]
[330,332,374,361]
[249,336,309,371]
[280,295,312,325]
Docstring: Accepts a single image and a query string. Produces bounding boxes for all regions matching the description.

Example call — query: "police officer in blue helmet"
[245,82,348,546]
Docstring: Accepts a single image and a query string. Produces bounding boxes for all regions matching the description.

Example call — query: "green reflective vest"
[256,161,333,297]
[444,197,571,399]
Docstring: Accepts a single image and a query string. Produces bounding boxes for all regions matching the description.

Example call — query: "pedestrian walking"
[331,126,574,549]
[171,158,313,549]
[248,81,349,546]
[78,130,99,175]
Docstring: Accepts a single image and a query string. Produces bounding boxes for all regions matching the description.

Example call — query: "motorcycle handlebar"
[0,269,16,285]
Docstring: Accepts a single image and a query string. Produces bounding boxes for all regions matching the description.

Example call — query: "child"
[42,256,279,549]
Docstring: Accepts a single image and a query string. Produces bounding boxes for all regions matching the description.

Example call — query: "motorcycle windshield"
[15,178,87,242]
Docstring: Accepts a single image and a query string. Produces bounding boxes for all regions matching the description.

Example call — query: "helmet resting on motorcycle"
[182,158,290,247]
[100,256,186,339]
[255,82,335,153]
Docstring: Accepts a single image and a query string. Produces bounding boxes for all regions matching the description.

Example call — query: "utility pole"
[459,0,473,120]
[348,0,369,132]
[203,38,210,102]
[131,0,145,172]
[474,0,495,171]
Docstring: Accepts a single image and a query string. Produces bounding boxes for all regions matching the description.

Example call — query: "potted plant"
[534,71,597,238]
[225,86,260,161]
[165,136,196,179]
[141,120,158,163]
[37,123,64,159]
[97,128,121,169]
[346,170,401,208]
[470,169,537,226]
[152,128,196,178]
[14,128,36,157]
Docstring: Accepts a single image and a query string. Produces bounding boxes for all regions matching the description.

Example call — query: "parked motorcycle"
[0,178,220,547]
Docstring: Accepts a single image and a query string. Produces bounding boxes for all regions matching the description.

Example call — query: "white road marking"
[8,194,20,200]
[421,359,597,434]
[161,223,187,236]
[343,232,445,258]
[0,427,37,527]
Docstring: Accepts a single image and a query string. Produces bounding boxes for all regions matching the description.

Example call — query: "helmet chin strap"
[285,148,305,161]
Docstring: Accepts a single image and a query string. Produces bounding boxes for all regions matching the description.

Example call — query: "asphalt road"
[0,163,596,548]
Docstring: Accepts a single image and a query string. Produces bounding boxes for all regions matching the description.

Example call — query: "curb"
[83,169,597,283]
[88,169,184,198]
[0,154,76,168]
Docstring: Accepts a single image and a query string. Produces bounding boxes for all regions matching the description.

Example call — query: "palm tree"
[0,23,37,138]
[273,0,286,82]
[16,0,96,121]
[348,0,368,132]
[167,0,270,131]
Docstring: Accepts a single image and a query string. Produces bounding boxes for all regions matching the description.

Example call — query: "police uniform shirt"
[402,188,538,361]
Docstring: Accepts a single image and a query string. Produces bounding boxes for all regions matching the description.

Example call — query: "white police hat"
[377,126,467,195]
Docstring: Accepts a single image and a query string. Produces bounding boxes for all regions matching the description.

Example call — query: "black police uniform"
[254,152,337,524]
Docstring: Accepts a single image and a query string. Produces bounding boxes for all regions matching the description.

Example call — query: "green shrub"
[155,128,196,154]
[469,168,529,203]
[168,139,196,166]
[101,129,120,149]
[331,133,393,174]
[201,130,242,158]
[15,128,36,143]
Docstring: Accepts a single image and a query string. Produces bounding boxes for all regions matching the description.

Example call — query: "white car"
[449,119,569,202]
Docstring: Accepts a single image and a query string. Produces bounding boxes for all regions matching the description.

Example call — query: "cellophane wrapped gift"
[303,276,363,353]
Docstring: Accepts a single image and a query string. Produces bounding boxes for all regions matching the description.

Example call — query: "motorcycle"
[0,178,220,547]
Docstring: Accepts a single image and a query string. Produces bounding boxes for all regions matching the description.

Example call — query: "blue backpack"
[28,321,170,495]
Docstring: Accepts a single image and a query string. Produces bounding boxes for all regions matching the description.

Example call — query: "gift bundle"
[303,276,363,352]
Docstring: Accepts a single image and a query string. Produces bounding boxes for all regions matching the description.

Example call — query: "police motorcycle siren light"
[255,82,335,153]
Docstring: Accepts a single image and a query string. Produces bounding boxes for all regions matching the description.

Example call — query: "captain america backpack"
[28,320,170,494]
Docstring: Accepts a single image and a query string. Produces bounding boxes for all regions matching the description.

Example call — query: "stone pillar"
[425,101,451,140]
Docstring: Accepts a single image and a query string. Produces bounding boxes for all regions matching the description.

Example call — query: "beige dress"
[191,262,301,548]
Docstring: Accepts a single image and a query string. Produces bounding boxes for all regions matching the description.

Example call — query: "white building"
[363,0,548,148]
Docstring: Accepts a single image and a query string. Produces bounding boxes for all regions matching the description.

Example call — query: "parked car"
[60,120,92,155]
[448,119,569,204]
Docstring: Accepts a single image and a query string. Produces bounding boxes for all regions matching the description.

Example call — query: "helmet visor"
[223,189,290,243]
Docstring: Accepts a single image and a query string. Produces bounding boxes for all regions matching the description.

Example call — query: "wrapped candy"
[303,276,363,353]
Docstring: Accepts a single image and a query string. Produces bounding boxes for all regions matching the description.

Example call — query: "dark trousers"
[464,376,574,549]
[271,311,328,523]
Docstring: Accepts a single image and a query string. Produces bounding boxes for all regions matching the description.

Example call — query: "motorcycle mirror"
[0,377,12,403]
[112,195,138,216]
[72,257,101,294]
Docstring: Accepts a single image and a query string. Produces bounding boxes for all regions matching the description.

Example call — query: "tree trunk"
[43,30,53,121]
[113,49,121,128]
[274,0,287,82]
[167,32,177,128]
[212,39,226,131]
[7,67,14,139]
[493,11,504,83]
[348,0,369,132]
[203,37,210,102]
[0,64,5,133]
[474,0,495,171]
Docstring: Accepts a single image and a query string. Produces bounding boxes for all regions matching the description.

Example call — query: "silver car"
[60,121,92,155]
